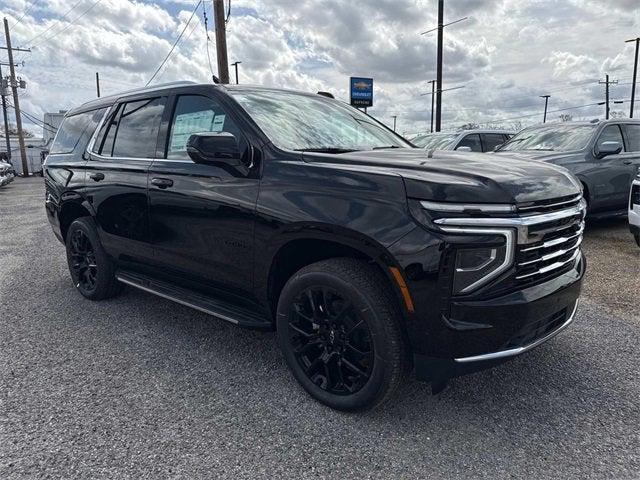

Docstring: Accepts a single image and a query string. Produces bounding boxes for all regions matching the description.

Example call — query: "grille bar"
[517,194,582,213]
[518,236,582,267]
[516,248,581,280]
[520,223,584,252]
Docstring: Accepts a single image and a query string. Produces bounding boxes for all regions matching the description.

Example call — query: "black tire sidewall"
[277,268,399,411]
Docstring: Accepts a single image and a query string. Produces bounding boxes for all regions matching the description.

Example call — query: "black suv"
[44,82,585,411]
[496,120,640,217]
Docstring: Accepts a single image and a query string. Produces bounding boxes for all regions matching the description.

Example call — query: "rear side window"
[626,124,640,152]
[50,108,106,154]
[95,97,165,158]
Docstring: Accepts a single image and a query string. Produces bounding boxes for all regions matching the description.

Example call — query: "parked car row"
[0,160,15,187]
[411,129,513,152]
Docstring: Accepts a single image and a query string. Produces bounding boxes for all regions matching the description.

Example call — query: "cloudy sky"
[0,0,639,137]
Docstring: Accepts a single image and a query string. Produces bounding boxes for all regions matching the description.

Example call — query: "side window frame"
[621,123,640,153]
[89,95,167,161]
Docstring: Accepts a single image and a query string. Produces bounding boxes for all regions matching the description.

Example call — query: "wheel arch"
[59,198,95,241]
[262,227,414,326]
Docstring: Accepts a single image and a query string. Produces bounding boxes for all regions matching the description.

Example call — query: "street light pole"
[435,0,444,132]
[391,115,397,132]
[231,61,241,84]
[540,95,551,123]
[626,37,639,118]
[428,79,436,133]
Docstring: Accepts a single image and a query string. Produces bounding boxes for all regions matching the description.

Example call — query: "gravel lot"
[1,177,639,479]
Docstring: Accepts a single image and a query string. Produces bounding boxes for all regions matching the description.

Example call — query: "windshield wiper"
[294,147,360,153]
[371,145,402,150]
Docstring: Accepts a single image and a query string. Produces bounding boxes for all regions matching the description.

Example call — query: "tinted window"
[597,125,625,152]
[96,98,164,158]
[50,108,106,154]
[167,95,245,159]
[481,133,506,152]
[456,133,482,152]
[626,124,640,152]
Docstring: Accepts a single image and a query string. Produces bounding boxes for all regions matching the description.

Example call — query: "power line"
[202,2,216,82]
[146,0,202,86]
[29,0,102,50]
[20,0,85,46]
[10,1,36,28]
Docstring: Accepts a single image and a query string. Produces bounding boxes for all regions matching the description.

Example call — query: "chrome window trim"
[439,226,515,294]
[454,300,579,363]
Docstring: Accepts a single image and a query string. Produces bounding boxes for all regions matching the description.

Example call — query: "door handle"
[89,172,105,181]
[151,177,173,189]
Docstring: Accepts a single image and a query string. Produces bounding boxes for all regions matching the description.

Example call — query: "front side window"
[625,124,640,152]
[167,95,245,159]
[51,108,106,154]
[482,133,507,152]
[500,124,596,152]
[456,133,482,152]
[597,124,625,152]
[229,89,409,151]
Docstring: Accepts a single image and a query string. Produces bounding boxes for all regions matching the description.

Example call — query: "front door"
[148,93,259,297]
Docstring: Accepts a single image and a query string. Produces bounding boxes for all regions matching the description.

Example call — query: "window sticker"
[170,110,215,152]
[212,114,226,132]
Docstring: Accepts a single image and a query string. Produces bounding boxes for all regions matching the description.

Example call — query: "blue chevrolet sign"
[350,77,373,108]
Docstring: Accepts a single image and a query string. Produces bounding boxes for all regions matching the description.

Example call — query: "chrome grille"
[514,199,585,285]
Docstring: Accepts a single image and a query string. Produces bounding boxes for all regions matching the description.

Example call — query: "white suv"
[630,172,640,247]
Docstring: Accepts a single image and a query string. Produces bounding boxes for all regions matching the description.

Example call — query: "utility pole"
[435,0,444,132]
[95,72,101,97]
[230,61,241,84]
[391,115,397,132]
[2,18,28,175]
[427,79,436,132]
[0,63,11,160]
[599,74,618,120]
[213,0,229,84]
[540,95,551,123]
[626,37,639,118]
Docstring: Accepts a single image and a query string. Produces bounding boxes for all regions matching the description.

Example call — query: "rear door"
[85,95,166,267]
[148,90,259,297]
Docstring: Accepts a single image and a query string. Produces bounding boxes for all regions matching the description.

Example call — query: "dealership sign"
[350,77,373,108]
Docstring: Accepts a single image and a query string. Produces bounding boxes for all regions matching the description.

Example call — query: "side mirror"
[186,132,243,167]
[596,141,622,159]
[456,146,472,152]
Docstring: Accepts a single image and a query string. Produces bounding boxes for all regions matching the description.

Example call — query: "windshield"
[499,124,596,152]
[229,89,410,151]
[412,133,458,149]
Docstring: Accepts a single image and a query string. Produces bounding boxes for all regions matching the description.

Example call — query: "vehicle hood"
[302,149,581,204]
[492,149,584,163]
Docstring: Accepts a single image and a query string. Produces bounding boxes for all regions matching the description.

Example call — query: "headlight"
[409,199,517,294]
[453,243,509,294]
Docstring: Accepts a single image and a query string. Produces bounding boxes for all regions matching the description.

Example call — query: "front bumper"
[414,254,584,382]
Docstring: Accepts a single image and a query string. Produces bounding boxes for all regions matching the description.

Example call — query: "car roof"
[66,82,335,116]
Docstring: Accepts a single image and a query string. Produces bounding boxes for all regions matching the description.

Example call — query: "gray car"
[495,120,640,217]
[412,129,514,152]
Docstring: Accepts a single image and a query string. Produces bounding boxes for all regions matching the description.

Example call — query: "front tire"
[65,217,122,300]
[276,258,407,411]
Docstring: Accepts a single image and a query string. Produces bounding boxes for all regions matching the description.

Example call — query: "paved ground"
[1,177,639,479]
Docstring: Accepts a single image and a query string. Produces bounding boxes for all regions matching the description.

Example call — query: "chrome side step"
[116,271,271,329]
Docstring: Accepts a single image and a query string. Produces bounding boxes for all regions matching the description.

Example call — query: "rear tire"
[276,258,407,411]
[65,217,122,300]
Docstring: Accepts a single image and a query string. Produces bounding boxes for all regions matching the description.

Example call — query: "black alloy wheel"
[277,258,407,411]
[288,286,374,395]
[69,229,98,293]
